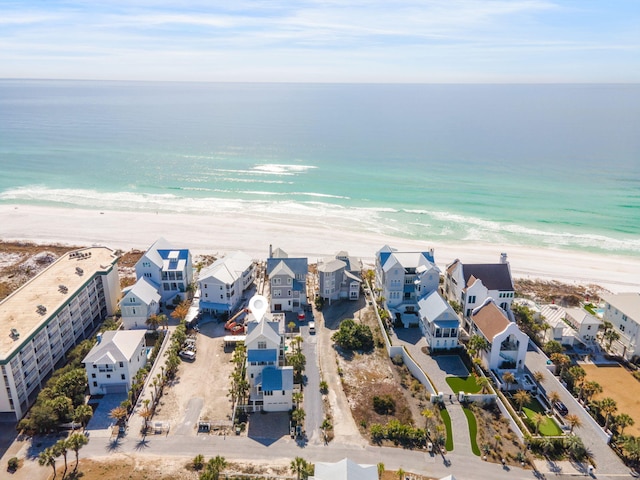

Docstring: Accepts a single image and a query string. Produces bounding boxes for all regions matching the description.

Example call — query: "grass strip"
[446,376,481,394]
[440,408,454,451]
[463,407,481,456]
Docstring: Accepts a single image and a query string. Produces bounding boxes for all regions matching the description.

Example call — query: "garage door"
[104,384,127,394]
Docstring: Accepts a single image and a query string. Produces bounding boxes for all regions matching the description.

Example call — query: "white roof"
[270,259,295,278]
[317,258,346,273]
[245,318,280,346]
[313,459,377,480]
[418,291,458,324]
[199,251,253,285]
[601,292,640,321]
[565,307,601,326]
[122,277,161,306]
[83,330,146,364]
[540,304,566,327]
[141,237,173,268]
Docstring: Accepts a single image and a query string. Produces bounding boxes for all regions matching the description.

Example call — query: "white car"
[179,350,196,361]
[308,322,316,334]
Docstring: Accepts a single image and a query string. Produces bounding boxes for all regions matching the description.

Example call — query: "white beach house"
[120,277,161,330]
[83,330,147,395]
[375,245,439,324]
[445,253,515,331]
[135,238,193,305]
[601,292,640,359]
[470,298,528,374]
[198,251,255,316]
[417,291,460,350]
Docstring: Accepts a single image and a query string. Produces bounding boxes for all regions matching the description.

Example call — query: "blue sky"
[1,0,639,82]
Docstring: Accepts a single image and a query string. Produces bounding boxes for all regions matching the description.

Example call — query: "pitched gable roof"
[83,330,146,364]
[418,291,458,325]
[123,277,161,306]
[139,237,174,268]
[313,458,377,480]
[471,299,510,341]
[246,318,280,346]
[601,292,640,320]
[266,257,308,277]
[461,263,513,291]
[317,258,346,273]
[200,251,253,284]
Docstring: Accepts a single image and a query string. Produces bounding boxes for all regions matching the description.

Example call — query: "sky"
[1,0,639,83]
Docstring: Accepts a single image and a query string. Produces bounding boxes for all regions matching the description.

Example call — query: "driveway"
[301,324,324,444]
[524,340,629,476]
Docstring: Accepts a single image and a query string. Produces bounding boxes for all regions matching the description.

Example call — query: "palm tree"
[67,432,88,472]
[565,414,582,434]
[564,435,587,460]
[568,366,586,397]
[55,438,69,478]
[73,404,93,431]
[502,371,515,391]
[623,436,640,467]
[146,314,161,330]
[477,376,491,394]
[292,392,303,407]
[140,399,153,432]
[540,436,554,456]
[109,406,128,426]
[290,457,309,480]
[600,397,618,430]
[533,413,546,435]
[549,353,571,377]
[205,455,227,480]
[514,390,531,414]
[604,329,620,352]
[396,468,405,480]
[292,408,306,427]
[615,413,635,435]
[467,334,489,360]
[548,390,561,405]
[38,447,58,479]
[582,380,603,402]
[377,463,385,480]
[532,371,545,384]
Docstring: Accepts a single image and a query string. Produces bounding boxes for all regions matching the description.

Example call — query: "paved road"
[302,324,324,443]
[524,341,629,476]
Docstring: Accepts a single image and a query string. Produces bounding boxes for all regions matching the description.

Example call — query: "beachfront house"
[539,304,575,346]
[198,251,255,317]
[445,253,515,331]
[135,238,193,305]
[120,277,161,330]
[470,298,528,378]
[417,291,459,350]
[0,247,120,420]
[375,245,439,325]
[82,330,147,395]
[601,292,640,360]
[565,307,601,344]
[266,247,308,313]
[245,315,292,412]
[317,251,362,304]
[310,458,377,480]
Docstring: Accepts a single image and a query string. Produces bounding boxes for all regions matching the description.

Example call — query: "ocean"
[0,80,639,256]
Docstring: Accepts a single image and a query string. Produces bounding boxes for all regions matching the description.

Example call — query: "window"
[620,325,625,332]
[106,374,111,379]
[623,314,628,321]
[119,362,124,368]
[91,373,96,378]
[93,381,97,387]
[144,273,151,278]
[468,295,476,304]
[129,298,136,303]
[273,289,281,297]
[258,341,267,349]
[121,374,126,380]
[287,277,292,285]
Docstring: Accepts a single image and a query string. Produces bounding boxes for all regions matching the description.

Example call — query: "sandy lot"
[581,363,640,437]
[154,318,236,433]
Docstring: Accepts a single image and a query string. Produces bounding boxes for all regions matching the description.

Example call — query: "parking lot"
[153,317,237,433]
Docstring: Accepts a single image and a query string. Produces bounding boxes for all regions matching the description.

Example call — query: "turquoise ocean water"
[0,80,639,256]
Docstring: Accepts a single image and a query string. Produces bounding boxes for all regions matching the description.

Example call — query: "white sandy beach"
[1,204,639,294]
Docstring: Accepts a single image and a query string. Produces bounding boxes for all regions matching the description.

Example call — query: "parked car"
[179,350,196,361]
[297,311,305,321]
[308,322,316,334]
[554,400,568,416]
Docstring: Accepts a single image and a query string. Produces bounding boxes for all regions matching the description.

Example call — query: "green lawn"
[446,376,481,394]
[463,407,481,456]
[440,408,454,451]
[519,397,563,436]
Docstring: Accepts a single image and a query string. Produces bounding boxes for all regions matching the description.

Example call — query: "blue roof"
[422,251,435,263]
[262,366,294,391]
[378,251,392,267]
[248,349,277,363]
[266,257,308,276]
[157,248,190,260]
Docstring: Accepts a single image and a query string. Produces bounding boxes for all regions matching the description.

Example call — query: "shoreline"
[2,203,640,294]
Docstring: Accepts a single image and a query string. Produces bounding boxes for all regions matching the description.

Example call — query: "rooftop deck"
[0,247,118,360]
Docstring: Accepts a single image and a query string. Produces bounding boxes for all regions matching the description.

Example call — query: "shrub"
[192,454,205,471]
[332,319,374,351]
[373,395,396,415]
[7,457,18,472]
[392,354,404,366]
